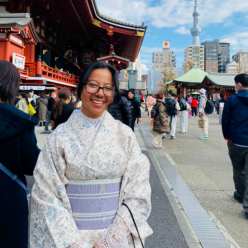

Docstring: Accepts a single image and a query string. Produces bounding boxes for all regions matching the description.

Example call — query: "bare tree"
[183,58,194,72]
[235,63,248,74]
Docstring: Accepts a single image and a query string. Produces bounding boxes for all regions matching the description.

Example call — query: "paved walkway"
[141,111,248,248]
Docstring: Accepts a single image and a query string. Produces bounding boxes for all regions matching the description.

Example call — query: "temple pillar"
[183,85,187,97]
[30,43,35,63]
[35,43,42,77]
[5,33,10,61]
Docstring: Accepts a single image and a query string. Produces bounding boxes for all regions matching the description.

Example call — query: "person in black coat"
[108,91,132,127]
[0,61,40,248]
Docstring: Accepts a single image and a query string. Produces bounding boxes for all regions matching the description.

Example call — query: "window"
[212,61,217,64]
[212,66,217,68]
[207,70,211,72]
[207,57,211,59]
[213,70,217,72]
[207,66,211,68]
[207,61,212,63]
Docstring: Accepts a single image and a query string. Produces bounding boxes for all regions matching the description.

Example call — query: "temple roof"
[167,67,208,85]
[199,74,236,88]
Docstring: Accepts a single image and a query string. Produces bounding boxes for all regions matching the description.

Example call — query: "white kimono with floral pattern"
[30,110,152,248]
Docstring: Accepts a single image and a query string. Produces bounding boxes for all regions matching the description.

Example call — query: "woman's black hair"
[235,73,248,87]
[40,92,46,99]
[77,62,121,106]
[21,92,29,105]
[0,60,20,105]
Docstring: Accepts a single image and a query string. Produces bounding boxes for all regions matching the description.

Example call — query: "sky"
[95,0,248,75]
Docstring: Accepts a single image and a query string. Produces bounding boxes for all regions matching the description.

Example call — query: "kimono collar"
[76,109,106,132]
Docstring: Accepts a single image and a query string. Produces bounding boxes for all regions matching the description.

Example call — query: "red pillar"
[5,33,10,61]
[30,43,35,63]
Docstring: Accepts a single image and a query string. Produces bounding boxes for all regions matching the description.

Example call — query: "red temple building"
[0,0,147,95]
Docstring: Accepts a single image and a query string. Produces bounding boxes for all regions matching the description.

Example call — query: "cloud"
[140,59,151,64]
[141,64,149,74]
[95,0,248,28]
[174,26,190,35]
[141,46,162,53]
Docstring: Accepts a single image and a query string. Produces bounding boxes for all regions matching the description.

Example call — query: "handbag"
[198,119,206,128]
[0,163,30,206]
[122,203,145,248]
[28,102,36,116]
[186,102,192,112]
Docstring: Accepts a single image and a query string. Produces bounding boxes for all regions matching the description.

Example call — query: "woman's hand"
[162,123,165,126]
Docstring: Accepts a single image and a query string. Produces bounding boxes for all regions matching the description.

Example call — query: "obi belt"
[65,177,122,230]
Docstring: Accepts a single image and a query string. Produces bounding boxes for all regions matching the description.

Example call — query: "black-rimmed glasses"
[85,82,115,97]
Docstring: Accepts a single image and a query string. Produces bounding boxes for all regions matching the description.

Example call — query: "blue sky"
[96,0,248,74]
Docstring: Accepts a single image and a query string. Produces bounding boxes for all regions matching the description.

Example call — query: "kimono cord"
[122,203,145,248]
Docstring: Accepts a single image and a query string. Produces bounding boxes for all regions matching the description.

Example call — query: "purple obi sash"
[65,177,122,230]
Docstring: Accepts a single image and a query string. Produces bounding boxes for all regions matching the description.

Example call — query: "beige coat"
[153,99,170,134]
[15,98,28,114]
[37,98,48,121]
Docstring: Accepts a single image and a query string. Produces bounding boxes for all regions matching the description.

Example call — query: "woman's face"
[80,68,114,118]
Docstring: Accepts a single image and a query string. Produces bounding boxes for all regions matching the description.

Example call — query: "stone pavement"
[140,111,248,248]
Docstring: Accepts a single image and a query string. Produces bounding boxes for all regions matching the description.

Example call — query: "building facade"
[226,61,238,74]
[184,45,205,70]
[201,39,230,73]
[233,49,248,72]
[152,41,176,71]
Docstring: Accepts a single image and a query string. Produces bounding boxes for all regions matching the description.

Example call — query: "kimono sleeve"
[117,134,153,240]
[30,131,82,248]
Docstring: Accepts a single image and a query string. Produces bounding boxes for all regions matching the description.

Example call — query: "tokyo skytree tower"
[190,0,201,45]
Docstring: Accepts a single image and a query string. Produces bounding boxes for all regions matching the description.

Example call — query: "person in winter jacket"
[191,96,198,117]
[108,91,132,127]
[215,95,220,115]
[15,92,29,114]
[164,91,180,139]
[222,73,248,219]
[128,89,141,131]
[151,93,170,148]
[178,95,188,134]
[199,88,208,139]
[0,61,40,248]
[36,92,48,126]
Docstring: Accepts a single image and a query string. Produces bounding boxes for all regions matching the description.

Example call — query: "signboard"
[10,35,22,45]
[13,53,25,70]
[163,41,170,48]
[19,86,45,91]
[81,50,94,65]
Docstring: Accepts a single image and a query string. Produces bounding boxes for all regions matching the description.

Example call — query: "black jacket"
[178,98,187,111]
[0,103,40,248]
[47,97,55,111]
[128,96,141,119]
[108,92,132,127]
[222,90,248,146]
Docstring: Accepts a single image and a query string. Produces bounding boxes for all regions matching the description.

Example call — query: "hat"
[199,88,206,94]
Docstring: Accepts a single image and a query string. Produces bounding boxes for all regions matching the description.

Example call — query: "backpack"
[204,98,215,114]
[151,104,159,119]
[165,98,177,116]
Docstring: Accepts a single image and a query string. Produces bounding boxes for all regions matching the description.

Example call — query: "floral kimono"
[30,110,152,248]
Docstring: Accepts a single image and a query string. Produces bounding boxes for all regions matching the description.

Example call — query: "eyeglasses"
[85,82,115,97]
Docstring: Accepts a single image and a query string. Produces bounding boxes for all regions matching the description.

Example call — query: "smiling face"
[80,68,114,118]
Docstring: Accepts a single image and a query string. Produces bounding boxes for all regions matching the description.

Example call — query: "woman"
[187,95,192,117]
[0,61,40,248]
[27,92,35,107]
[37,92,48,126]
[191,96,198,117]
[51,88,75,130]
[108,91,132,128]
[30,62,152,247]
[146,94,156,117]
[151,93,170,148]
[178,95,188,134]
[15,92,29,114]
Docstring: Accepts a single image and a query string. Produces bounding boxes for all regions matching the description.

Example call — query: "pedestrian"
[45,91,50,100]
[51,88,75,130]
[44,91,56,132]
[27,92,35,107]
[215,95,220,115]
[29,89,39,106]
[187,95,193,117]
[164,91,180,139]
[30,61,152,247]
[199,88,208,140]
[151,92,170,148]
[36,92,48,126]
[191,96,198,117]
[146,94,156,117]
[178,95,189,134]
[220,94,226,103]
[222,73,248,219]
[128,89,142,131]
[15,92,29,114]
[14,92,20,105]
[0,60,40,248]
[108,91,132,128]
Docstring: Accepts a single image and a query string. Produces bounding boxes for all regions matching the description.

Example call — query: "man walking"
[44,91,56,132]
[215,95,220,115]
[164,91,180,140]
[128,89,141,131]
[199,88,208,140]
[222,73,248,219]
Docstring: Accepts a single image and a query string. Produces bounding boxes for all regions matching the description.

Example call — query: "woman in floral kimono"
[30,62,153,248]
